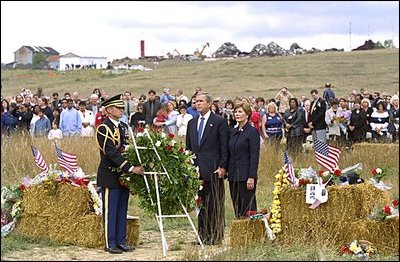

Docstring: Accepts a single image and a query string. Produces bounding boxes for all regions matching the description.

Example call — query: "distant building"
[59,52,107,71]
[14,46,59,65]
[45,55,60,70]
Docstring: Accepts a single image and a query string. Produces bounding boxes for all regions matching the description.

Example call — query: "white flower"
[155,141,161,147]
[199,185,203,191]
[195,195,199,200]
[376,168,382,174]
[195,166,200,173]
[171,140,176,146]
[160,132,166,138]
[185,150,190,155]
[137,132,144,137]
[126,177,131,182]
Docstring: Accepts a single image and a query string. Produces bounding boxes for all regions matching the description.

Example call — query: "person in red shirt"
[95,106,107,128]
[250,104,261,133]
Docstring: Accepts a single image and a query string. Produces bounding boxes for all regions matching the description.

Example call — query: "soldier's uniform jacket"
[96,118,132,188]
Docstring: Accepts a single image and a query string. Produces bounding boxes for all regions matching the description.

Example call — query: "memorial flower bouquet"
[340,240,375,260]
[119,127,201,215]
[370,198,399,221]
[371,166,391,183]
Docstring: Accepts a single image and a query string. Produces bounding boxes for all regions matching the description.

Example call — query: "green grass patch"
[1,233,61,257]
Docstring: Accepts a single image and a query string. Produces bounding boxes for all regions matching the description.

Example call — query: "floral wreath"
[119,127,201,215]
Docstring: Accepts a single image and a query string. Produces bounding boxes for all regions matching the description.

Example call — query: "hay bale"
[22,183,93,217]
[230,219,265,248]
[336,218,399,255]
[15,214,140,248]
[279,183,390,245]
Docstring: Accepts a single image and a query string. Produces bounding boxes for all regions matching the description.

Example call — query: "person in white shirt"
[48,122,63,140]
[78,101,95,137]
[176,105,193,137]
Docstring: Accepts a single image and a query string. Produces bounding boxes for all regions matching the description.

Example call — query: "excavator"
[193,42,210,59]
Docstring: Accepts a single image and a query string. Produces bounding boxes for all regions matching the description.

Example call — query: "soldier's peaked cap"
[102,94,125,108]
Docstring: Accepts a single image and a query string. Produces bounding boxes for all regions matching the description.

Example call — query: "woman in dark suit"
[348,98,367,145]
[228,101,260,218]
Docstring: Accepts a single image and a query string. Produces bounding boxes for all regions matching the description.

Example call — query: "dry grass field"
[1,48,398,100]
[1,48,399,260]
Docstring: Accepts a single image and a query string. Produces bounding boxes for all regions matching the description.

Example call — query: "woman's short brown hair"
[234,101,252,118]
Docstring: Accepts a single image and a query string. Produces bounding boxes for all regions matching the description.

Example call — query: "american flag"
[55,144,78,175]
[314,140,341,173]
[283,151,298,188]
[31,145,49,173]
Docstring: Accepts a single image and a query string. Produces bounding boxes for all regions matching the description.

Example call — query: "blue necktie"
[198,117,205,146]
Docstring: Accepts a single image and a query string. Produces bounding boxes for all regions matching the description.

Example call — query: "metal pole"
[181,204,204,250]
[128,126,154,205]
[154,173,168,256]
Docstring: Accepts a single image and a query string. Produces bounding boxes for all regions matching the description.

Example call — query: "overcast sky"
[1,1,399,63]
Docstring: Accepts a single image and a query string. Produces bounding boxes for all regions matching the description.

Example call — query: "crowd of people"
[1,83,399,250]
[1,84,399,149]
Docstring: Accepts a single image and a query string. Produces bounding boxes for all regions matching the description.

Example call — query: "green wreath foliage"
[119,128,201,215]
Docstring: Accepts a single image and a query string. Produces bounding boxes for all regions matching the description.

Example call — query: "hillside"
[1,48,398,100]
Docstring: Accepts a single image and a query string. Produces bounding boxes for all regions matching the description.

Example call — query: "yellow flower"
[275,173,282,179]
[349,241,357,252]
[273,199,281,205]
[272,188,280,195]
[274,181,281,187]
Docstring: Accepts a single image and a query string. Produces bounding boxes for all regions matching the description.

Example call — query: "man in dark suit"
[186,92,229,245]
[309,89,327,143]
[142,89,161,125]
[96,94,144,254]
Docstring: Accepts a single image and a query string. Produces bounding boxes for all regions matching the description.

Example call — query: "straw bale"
[14,214,50,239]
[15,214,140,248]
[22,183,93,217]
[278,183,390,246]
[230,219,265,248]
[335,218,399,255]
[280,183,390,225]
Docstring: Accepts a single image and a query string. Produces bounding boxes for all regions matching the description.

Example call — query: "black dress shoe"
[117,244,135,252]
[104,247,123,254]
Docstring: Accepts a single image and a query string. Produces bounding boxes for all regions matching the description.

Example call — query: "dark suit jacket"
[227,123,260,182]
[310,97,327,130]
[186,112,229,181]
[142,100,162,125]
[96,118,132,188]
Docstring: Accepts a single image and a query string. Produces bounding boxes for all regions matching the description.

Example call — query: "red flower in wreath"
[165,145,172,151]
[371,168,378,175]
[137,127,144,133]
[179,147,185,153]
[392,200,399,207]
[19,184,26,191]
[317,170,324,177]
[168,133,175,139]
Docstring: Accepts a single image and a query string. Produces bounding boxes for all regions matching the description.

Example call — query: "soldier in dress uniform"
[96,94,145,254]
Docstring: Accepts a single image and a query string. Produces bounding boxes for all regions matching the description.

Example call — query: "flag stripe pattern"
[31,145,49,173]
[314,140,341,173]
[283,150,297,188]
[55,145,78,175]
